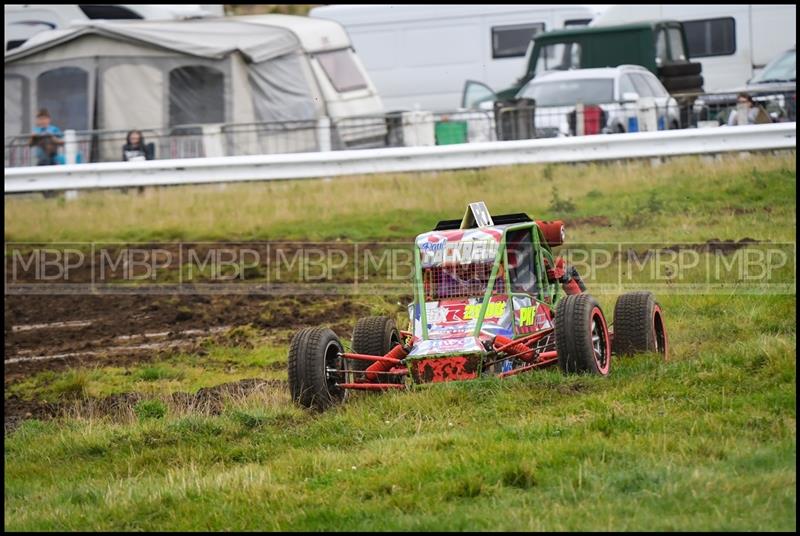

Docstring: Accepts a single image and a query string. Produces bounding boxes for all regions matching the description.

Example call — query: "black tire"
[661,74,704,93]
[555,294,611,375]
[288,327,346,411]
[658,62,702,77]
[352,316,401,382]
[612,291,668,358]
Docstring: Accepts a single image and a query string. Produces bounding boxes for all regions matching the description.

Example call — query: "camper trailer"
[310,4,603,111]
[590,5,797,91]
[4,4,225,52]
[4,15,385,165]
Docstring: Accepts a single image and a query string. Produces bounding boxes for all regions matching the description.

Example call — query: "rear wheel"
[555,294,611,375]
[612,291,668,358]
[352,316,401,383]
[288,327,346,410]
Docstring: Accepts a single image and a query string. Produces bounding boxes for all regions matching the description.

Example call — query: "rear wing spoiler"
[434,213,533,231]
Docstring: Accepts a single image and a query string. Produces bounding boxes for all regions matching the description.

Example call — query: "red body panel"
[410,355,481,384]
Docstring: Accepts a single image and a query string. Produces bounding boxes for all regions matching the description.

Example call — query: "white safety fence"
[5,123,796,194]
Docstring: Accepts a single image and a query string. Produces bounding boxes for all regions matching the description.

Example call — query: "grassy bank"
[4,153,796,530]
[5,306,796,529]
[4,153,796,243]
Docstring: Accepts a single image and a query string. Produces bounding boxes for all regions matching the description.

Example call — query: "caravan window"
[564,19,592,28]
[168,66,224,127]
[37,67,89,131]
[316,49,368,93]
[492,23,545,59]
[684,18,736,57]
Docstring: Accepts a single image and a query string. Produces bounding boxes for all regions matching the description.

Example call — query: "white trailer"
[4,4,225,52]
[310,4,603,111]
[590,4,797,91]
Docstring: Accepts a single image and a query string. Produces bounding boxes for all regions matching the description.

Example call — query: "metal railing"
[5,88,794,169]
[6,123,795,194]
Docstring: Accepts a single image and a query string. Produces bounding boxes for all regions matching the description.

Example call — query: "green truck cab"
[471,20,704,104]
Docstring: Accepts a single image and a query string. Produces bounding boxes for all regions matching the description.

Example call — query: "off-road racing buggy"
[289,202,668,410]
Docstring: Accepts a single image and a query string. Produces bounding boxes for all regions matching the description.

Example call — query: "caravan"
[4,15,385,164]
[310,4,603,111]
[590,5,797,91]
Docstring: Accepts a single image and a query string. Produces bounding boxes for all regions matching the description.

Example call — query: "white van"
[310,4,603,111]
[4,4,225,52]
[590,5,797,91]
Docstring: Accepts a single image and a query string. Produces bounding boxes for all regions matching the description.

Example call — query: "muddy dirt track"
[4,291,373,376]
[3,240,419,430]
[4,291,373,430]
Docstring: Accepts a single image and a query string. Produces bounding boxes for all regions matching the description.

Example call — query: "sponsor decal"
[436,299,507,323]
[418,232,499,266]
[464,301,506,320]
[518,304,538,327]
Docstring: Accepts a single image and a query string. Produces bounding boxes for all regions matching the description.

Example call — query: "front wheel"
[555,294,611,375]
[612,291,668,359]
[288,327,346,411]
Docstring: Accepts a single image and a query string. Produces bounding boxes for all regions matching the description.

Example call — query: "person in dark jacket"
[122,130,155,161]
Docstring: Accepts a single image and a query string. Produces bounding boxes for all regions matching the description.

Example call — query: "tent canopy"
[5,18,302,63]
[4,17,322,142]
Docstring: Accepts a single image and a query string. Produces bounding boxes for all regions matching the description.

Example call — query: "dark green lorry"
[485,20,704,102]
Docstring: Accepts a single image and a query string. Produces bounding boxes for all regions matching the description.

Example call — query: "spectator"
[28,109,64,166]
[122,130,155,161]
[727,92,771,126]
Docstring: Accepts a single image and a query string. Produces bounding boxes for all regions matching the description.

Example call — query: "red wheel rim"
[652,304,668,360]
[590,306,611,375]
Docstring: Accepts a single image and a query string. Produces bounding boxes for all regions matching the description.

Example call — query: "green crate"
[435,121,468,145]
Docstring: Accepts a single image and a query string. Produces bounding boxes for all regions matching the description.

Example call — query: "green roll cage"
[412,221,563,341]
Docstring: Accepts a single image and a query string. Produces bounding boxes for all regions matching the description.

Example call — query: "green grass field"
[4,153,796,531]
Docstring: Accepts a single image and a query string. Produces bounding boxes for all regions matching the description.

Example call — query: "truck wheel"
[661,74,704,93]
[555,294,611,375]
[288,327,346,410]
[658,62,702,77]
[612,291,668,358]
[352,316,401,382]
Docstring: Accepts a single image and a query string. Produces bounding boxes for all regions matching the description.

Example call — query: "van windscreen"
[316,49,368,93]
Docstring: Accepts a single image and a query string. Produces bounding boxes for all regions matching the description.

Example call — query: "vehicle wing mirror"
[462,79,497,110]
[622,92,640,103]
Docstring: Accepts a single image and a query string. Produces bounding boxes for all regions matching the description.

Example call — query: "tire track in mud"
[4,289,373,430]
[5,325,232,365]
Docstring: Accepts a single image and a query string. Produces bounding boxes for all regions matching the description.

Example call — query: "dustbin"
[493,98,536,140]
